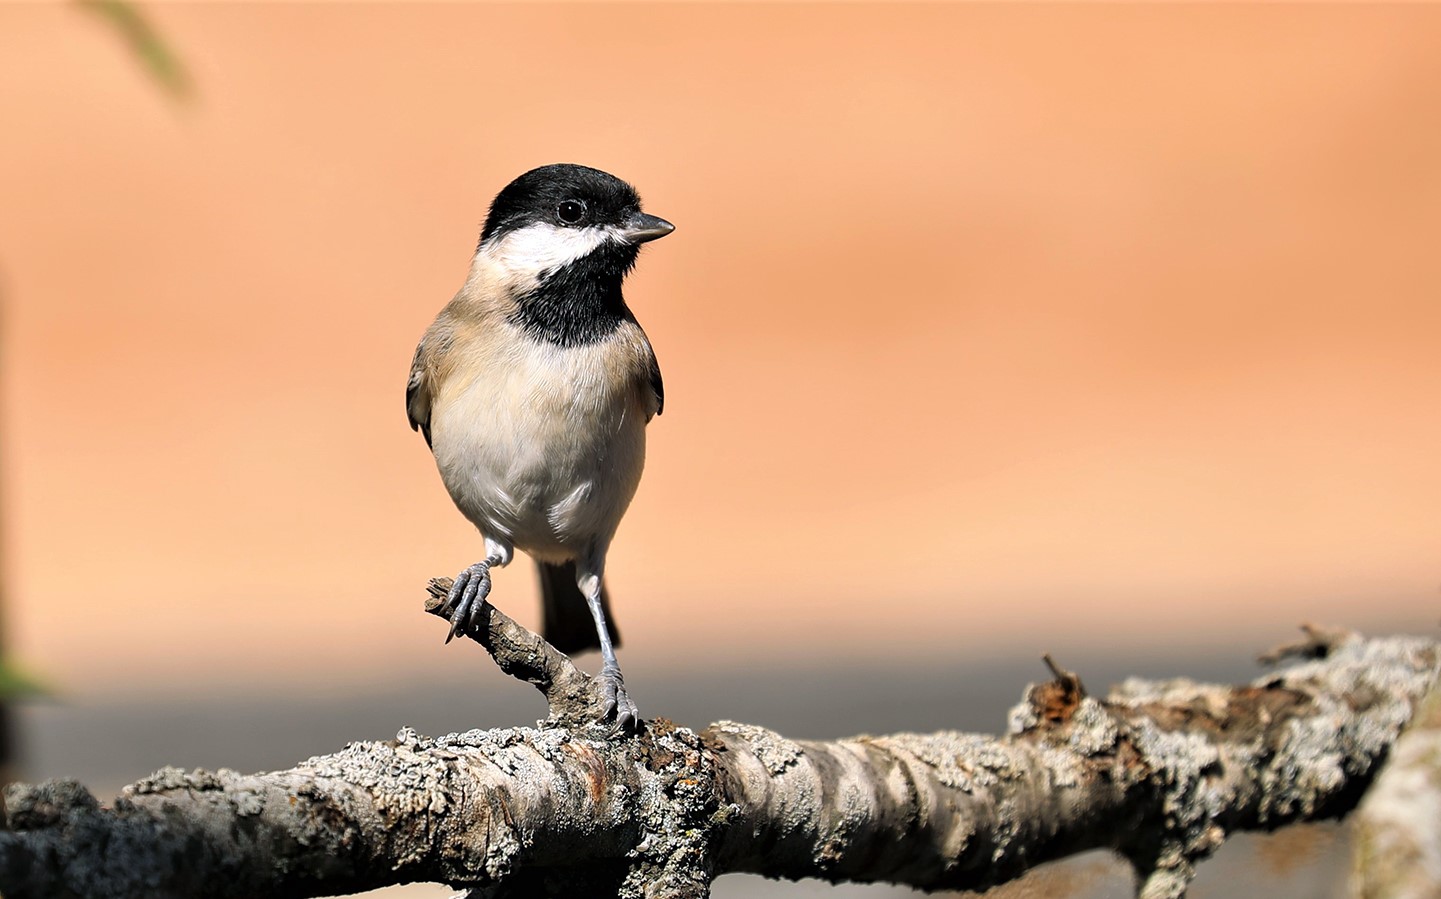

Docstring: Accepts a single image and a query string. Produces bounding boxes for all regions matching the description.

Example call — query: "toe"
[445,598,469,643]
[615,696,639,732]
[597,670,639,731]
[443,570,470,616]
[460,577,481,620]
[599,675,618,717]
[443,576,471,643]
[444,562,494,644]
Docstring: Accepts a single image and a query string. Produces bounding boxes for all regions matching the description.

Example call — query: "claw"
[599,666,640,732]
[444,561,492,643]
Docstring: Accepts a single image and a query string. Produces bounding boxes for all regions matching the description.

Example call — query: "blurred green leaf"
[74,0,191,101]
[0,656,49,701]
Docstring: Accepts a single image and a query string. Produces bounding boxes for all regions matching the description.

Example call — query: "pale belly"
[429,358,648,562]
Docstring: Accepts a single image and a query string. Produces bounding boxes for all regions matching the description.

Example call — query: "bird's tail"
[537,560,620,655]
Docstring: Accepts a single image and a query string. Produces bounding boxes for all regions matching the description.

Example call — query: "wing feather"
[407,321,453,448]
[646,348,664,418]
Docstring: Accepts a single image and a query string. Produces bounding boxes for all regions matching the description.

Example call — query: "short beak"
[620,212,675,244]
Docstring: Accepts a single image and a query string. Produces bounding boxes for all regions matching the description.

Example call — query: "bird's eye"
[556,200,586,225]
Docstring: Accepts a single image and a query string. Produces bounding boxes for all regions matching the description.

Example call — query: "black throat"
[509,245,638,347]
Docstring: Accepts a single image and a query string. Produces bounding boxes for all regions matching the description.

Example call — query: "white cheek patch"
[481,223,621,282]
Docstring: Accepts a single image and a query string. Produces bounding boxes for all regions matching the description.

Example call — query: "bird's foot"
[599,665,639,732]
[442,561,493,643]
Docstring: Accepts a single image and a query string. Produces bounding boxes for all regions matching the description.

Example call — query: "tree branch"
[1,591,1435,899]
[422,576,604,728]
[1350,679,1441,897]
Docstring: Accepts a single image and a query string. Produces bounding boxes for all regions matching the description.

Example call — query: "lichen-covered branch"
[421,577,605,728]
[1350,680,1441,898]
[0,601,1435,899]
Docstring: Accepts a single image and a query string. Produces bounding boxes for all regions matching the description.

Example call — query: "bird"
[406,163,672,729]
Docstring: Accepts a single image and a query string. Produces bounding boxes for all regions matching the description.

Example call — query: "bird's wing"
[641,332,664,419]
[407,322,452,448]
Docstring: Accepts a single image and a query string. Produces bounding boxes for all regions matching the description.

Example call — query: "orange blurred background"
[1,2,1438,704]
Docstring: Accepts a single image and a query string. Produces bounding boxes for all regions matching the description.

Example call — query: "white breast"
[429,330,648,562]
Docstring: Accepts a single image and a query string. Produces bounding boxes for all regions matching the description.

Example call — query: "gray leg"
[442,537,512,644]
[577,560,638,729]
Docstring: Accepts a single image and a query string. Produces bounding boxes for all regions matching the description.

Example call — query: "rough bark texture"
[0,588,1434,899]
[1350,681,1441,897]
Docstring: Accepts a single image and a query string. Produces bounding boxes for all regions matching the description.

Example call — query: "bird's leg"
[577,564,638,730]
[442,539,511,644]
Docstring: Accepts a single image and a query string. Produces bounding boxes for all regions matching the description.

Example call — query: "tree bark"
[1350,680,1441,897]
[0,587,1434,899]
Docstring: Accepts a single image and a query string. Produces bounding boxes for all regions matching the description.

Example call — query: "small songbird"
[407,164,672,728]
